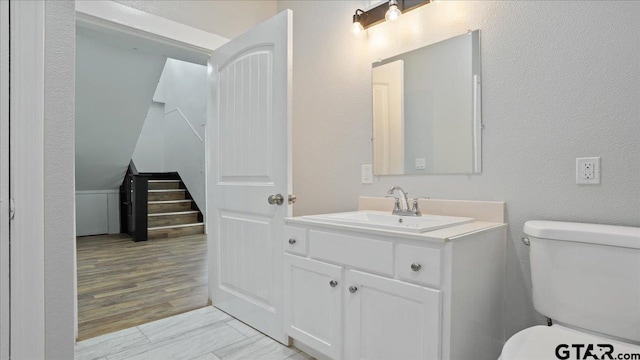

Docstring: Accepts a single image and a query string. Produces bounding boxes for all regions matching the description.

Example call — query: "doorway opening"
[74,16,211,340]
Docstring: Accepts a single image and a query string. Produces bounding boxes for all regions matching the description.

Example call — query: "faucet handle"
[385,195,402,212]
[411,197,429,216]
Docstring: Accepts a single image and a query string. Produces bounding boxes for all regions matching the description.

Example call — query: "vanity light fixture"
[352,9,366,34]
[385,0,402,21]
[351,0,430,32]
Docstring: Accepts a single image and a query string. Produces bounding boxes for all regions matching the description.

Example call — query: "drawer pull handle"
[329,280,338,287]
[349,286,358,294]
[288,238,296,245]
[411,263,422,272]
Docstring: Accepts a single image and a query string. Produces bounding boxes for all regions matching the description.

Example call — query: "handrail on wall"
[165,108,203,143]
[120,160,149,242]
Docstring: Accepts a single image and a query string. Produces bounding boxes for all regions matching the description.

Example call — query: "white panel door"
[208,10,292,344]
[344,270,441,360]
[284,255,342,359]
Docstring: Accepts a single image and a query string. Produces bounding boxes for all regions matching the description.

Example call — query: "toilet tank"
[524,221,640,343]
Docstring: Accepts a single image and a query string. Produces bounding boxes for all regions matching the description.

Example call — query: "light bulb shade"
[385,4,401,21]
[352,21,364,34]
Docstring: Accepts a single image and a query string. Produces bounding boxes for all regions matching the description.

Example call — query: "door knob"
[349,286,358,293]
[288,238,296,245]
[411,263,422,272]
[267,194,284,205]
[329,280,338,287]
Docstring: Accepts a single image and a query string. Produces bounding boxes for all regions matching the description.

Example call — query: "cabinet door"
[284,254,342,359]
[345,270,441,360]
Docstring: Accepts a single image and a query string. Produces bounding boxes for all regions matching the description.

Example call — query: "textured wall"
[112,0,277,40]
[44,1,76,358]
[277,0,640,338]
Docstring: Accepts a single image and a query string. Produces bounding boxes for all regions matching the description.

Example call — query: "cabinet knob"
[349,286,358,294]
[329,280,338,287]
[288,238,296,245]
[411,263,422,272]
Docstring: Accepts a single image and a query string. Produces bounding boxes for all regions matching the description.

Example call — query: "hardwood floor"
[77,233,208,340]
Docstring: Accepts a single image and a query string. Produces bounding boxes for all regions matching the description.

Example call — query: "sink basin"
[302,211,474,233]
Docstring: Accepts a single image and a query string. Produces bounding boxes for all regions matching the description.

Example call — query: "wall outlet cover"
[361,164,373,184]
[576,157,600,185]
[415,158,426,170]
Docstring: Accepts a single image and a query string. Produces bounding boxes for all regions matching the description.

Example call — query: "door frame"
[0,1,9,358]
[8,1,229,349]
[73,1,228,340]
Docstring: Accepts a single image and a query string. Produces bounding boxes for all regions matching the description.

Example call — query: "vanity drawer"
[396,244,442,288]
[309,230,393,276]
[284,226,308,256]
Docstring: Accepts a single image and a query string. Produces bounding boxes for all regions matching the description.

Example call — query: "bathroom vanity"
[283,197,507,360]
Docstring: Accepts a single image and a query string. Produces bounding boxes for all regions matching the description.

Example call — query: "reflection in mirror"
[372,30,481,175]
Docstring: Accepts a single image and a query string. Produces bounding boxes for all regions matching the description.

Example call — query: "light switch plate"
[361,164,373,184]
[415,158,426,170]
[576,157,600,185]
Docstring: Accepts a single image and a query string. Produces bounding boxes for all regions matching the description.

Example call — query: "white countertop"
[285,214,507,243]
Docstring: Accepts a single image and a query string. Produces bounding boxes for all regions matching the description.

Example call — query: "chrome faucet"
[386,186,422,216]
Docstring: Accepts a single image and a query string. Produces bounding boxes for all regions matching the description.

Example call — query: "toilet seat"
[499,325,640,360]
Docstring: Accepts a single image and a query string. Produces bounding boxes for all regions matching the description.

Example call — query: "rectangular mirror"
[372,30,481,175]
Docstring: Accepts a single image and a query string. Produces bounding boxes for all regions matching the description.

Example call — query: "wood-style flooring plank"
[76,233,208,341]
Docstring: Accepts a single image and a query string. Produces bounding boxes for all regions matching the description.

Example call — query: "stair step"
[148,200,193,214]
[148,210,198,216]
[148,189,186,201]
[148,211,199,227]
[148,223,204,239]
[149,180,181,190]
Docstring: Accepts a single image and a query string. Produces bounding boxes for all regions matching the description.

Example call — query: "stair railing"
[120,160,149,242]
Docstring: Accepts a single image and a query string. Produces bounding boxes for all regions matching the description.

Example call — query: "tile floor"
[75,306,313,360]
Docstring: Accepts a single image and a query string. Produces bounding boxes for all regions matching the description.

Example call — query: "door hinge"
[9,198,15,220]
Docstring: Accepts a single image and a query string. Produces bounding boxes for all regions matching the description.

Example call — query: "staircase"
[146,176,204,240]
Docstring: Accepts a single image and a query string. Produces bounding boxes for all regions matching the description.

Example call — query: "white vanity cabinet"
[283,217,507,360]
[284,255,342,359]
[344,270,441,360]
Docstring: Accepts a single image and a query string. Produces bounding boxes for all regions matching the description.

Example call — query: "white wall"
[277,0,640,339]
[112,0,277,40]
[44,2,76,358]
[154,58,208,139]
[75,191,120,236]
[132,102,166,172]
[75,28,166,191]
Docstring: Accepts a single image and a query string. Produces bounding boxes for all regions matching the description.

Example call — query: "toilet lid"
[500,325,640,360]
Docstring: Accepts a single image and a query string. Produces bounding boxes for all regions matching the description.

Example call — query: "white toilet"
[499,220,640,360]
